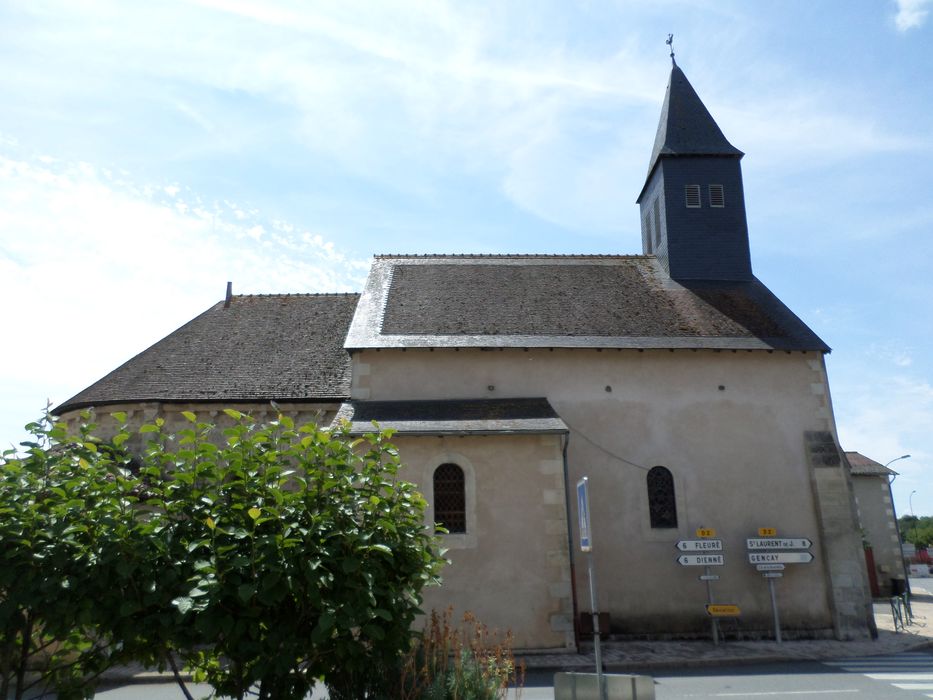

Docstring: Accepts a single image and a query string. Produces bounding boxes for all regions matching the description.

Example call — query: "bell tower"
[636,62,752,281]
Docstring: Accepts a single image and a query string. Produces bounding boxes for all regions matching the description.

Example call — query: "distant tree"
[899,515,933,549]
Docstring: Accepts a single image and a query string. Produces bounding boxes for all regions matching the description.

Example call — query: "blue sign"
[577,477,592,552]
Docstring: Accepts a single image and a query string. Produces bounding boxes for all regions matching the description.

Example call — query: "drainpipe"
[562,432,581,649]
[887,468,912,597]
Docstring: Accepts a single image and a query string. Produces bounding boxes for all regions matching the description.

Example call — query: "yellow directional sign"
[706,604,741,617]
[696,528,716,538]
[758,527,777,537]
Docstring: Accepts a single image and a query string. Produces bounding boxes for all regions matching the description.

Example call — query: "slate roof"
[334,398,568,435]
[647,66,743,172]
[845,451,897,477]
[55,294,359,414]
[344,255,829,352]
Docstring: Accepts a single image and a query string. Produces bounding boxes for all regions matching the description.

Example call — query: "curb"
[99,672,193,687]
[518,635,933,674]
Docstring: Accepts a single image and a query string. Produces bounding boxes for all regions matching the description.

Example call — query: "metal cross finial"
[666,33,676,67]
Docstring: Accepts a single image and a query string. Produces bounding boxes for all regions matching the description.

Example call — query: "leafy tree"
[0,413,139,699]
[136,409,444,698]
[1,409,445,699]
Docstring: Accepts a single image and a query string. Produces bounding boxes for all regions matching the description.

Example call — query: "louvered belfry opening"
[433,463,466,533]
[709,183,725,207]
[685,184,701,208]
[647,466,678,529]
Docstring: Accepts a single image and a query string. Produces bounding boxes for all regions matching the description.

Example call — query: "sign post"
[746,530,813,644]
[768,575,781,644]
[677,529,724,645]
[577,477,604,699]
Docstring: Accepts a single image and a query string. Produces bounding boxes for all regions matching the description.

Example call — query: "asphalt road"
[88,648,933,699]
[649,650,933,699]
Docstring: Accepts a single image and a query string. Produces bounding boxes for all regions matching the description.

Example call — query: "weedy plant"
[398,608,524,700]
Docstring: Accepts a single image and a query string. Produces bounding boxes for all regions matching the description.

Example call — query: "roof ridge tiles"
[373,253,650,260]
[231,292,360,299]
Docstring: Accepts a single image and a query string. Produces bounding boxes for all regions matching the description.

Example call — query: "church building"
[56,63,874,647]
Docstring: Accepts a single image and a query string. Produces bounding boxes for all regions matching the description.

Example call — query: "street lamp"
[910,490,917,517]
[885,454,911,469]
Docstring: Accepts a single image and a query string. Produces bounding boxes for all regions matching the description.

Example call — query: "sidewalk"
[519,593,933,673]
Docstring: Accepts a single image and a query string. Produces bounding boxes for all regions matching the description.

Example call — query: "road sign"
[577,478,592,552]
[747,538,812,550]
[696,528,716,538]
[677,539,723,552]
[758,527,777,537]
[699,574,720,581]
[706,604,740,617]
[748,552,813,565]
[576,476,603,685]
[756,563,785,572]
[763,572,784,579]
[678,554,724,566]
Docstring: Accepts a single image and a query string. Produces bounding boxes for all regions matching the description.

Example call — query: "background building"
[844,451,904,597]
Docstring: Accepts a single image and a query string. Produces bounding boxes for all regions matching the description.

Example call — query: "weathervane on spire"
[666,33,676,67]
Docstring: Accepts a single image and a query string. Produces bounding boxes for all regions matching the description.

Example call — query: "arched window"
[647,466,677,529]
[433,463,466,534]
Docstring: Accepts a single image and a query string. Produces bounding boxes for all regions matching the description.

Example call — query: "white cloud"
[867,342,916,369]
[0,148,367,445]
[895,354,914,368]
[0,1,668,232]
[2,1,918,236]
[893,0,932,31]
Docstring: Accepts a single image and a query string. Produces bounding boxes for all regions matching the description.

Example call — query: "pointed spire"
[644,65,743,181]
[635,60,753,281]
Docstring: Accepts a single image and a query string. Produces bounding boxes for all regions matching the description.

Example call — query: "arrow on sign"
[748,552,813,565]
[678,554,724,566]
[746,538,812,550]
[677,539,722,552]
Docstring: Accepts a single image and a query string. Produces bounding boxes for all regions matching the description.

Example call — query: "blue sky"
[1,0,931,518]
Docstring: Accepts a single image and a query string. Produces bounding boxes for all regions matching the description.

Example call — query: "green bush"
[1,409,445,699]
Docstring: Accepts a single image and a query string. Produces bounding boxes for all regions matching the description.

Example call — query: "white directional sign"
[577,478,592,552]
[699,574,720,581]
[763,572,783,579]
[748,552,813,565]
[756,563,786,572]
[677,539,723,552]
[678,554,724,566]
[746,538,812,550]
